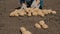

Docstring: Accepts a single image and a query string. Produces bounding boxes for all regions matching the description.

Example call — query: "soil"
[0,0,60,34]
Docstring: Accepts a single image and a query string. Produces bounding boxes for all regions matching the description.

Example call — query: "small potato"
[35,23,41,29]
[20,27,26,32]
[20,27,32,34]
[39,20,45,25]
[27,12,31,16]
[10,9,19,16]
[51,11,56,14]
[18,9,26,16]
[42,24,48,29]
[22,31,32,34]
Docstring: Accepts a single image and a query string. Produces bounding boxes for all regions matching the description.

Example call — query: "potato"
[30,8,39,16]
[42,24,48,29]
[35,23,41,29]
[44,9,56,14]
[39,20,45,25]
[20,27,26,32]
[10,9,19,16]
[27,12,32,16]
[51,11,56,14]
[18,9,26,16]
[20,27,32,34]
[25,8,33,16]
[22,31,32,34]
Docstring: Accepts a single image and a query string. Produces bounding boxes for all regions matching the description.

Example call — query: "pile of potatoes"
[10,8,56,17]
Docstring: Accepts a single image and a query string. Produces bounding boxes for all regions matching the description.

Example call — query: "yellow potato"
[20,26,32,34]
[27,12,31,16]
[25,8,33,17]
[39,20,45,25]
[10,9,19,16]
[51,11,56,14]
[22,31,32,34]
[35,23,41,29]
[20,27,26,32]
[42,24,48,29]
[18,9,26,16]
